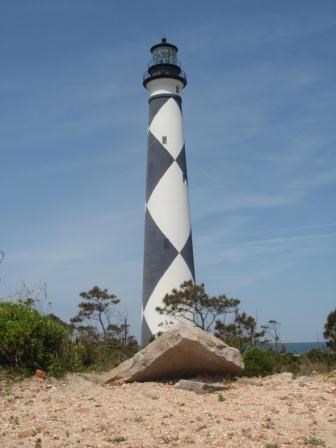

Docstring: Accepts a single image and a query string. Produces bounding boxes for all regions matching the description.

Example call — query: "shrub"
[271,351,301,374]
[0,302,139,377]
[243,348,275,377]
[298,349,336,375]
[72,336,138,372]
[323,309,336,351]
[0,302,68,373]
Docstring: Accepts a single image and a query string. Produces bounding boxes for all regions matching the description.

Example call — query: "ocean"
[269,342,329,355]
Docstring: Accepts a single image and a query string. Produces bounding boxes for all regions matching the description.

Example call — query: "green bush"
[0,302,68,373]
[242,347,336,378]
[271,351,301,374]
[303,348,333,363]
[0,301,139,377]
[243,348,276,377]
[71,336,138,372]
[298,348,336,374]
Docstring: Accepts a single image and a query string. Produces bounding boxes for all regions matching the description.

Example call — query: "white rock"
[270,372,294,381]
[104,324,244,383]
[297,376,313,386]
[175,379,229,394]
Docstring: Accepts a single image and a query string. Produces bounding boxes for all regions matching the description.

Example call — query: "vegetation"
[299,348,336,374]
[243,348,276,377]
[70,286,120,337]
[156,280,271,351]
[0,302,68,374]
[323,308,336,351]
[215,312,266,351]
[69,286,138,371]
[303,436,326,446]
[156,280,240,332]
[0,286,138,378]
[242,347,336,377]
[0,269,335,379]
[155,281,336,377]
[155,280,336,378]
[261,320,281,349]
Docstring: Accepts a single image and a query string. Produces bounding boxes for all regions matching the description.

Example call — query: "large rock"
[104,324,244,383]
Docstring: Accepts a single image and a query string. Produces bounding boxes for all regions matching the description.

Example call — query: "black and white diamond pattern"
[142,95,195,344]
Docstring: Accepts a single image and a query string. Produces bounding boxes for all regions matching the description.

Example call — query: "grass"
[0,367,30,391]
[217,393,225,401]
[303,436,326,446]
[263,417,274,429]
[111,436,127,444]
[9,416,19,426]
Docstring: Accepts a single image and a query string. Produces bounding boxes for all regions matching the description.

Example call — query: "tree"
[70,286,120,337]
[261,320,282,350]
[156,280,240,332]
[323,309,336,351]
[215,312,265,351]
[16,282,51,313]
[108,317,132,345]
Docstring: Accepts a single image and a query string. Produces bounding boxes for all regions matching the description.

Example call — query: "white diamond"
[149,97,184,159]
[147,162,191,252]
[143,254,194,335]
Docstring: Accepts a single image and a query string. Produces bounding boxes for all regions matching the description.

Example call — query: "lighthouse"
[142,39,195,344]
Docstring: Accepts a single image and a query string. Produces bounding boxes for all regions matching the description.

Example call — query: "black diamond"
[146,132,174,202]
[141,315,152,346]
[175,145,188,183]
[173,96,182,112]
[148,96,170,126]
[180,231,195,281]
[142,210,178,305]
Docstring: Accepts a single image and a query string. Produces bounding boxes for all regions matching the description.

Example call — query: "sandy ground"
[0,372,335,448]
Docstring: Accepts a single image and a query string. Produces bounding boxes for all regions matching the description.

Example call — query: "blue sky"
[1,0,335,342]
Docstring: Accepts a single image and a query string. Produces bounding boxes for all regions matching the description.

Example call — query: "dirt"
[0,372,335,447]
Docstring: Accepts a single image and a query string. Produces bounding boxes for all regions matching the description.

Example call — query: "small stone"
[235,378,263,386]
[77,407,90,414]
[270,372,294,381]
[175,379,228,394]
[35,369,46,379]
[19,429,33,438]
[297,376,313,386]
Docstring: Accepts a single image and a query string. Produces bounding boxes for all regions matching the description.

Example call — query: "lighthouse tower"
[142,39,195,344]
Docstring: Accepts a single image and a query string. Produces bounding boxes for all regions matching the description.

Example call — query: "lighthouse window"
[176,86,179,93]
[162,136,167,144]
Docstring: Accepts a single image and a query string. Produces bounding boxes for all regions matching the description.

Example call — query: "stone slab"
[104,324,244,383]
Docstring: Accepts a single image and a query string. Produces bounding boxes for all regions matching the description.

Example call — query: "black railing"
[143,68,187,84]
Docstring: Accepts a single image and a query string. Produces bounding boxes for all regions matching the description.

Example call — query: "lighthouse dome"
[143,38,187,88]
[150,38,178,65]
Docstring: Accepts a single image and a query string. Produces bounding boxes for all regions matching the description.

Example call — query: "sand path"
[0,372,335,447]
